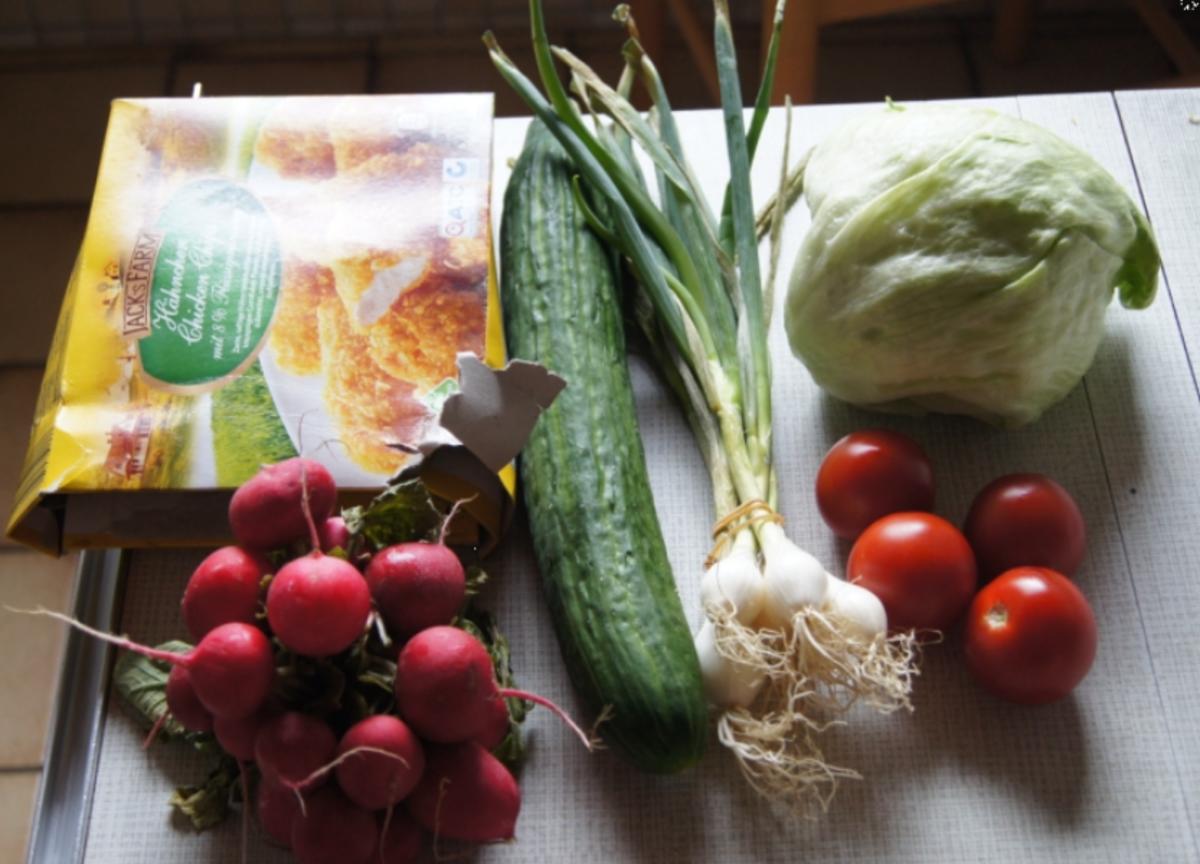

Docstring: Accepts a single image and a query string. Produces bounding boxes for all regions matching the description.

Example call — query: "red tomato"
[964,567,1097,705]
[846,512,976,632]
[816,429,935,540]
[964,473,1086,582]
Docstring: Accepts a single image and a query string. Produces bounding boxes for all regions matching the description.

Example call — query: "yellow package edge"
[6,94,130,555]
[7,93,516,556]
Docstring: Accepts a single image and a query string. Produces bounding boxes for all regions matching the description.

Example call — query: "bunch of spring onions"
[487,0,916,813]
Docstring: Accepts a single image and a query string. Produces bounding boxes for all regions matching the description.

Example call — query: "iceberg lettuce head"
[784,104,1159,427]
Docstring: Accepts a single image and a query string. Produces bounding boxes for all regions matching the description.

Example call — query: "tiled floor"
[0,2,1194,859]
[0,553,76,766]
[0,773,41,863]
[0,367,80,857]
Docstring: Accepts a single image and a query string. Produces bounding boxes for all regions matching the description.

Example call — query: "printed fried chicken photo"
[327,98,442,179]
[138,101,225,173]
[269,259,336,376]
[340,142,443,186]
[365,273,486,390]
[254,98,337,179]
[329,244,486,391]
[437,234,490,290]
[316,296,428,476]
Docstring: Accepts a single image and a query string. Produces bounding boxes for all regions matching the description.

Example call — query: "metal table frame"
[26,550,126,864]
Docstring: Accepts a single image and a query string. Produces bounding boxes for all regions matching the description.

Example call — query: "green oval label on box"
[138,179,281,388]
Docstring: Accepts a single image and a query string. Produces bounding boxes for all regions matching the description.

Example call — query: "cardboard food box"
[7,93,517,554]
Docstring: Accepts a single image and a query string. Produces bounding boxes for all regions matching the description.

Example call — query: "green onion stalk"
[487,0,916,815]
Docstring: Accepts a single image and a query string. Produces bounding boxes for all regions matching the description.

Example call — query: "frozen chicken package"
[7,93,518,554]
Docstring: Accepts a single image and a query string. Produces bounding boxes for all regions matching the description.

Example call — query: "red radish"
[393,626,496,742]
[229,458,336,550]
[473,695,510,752]
[244,456,370,659]
[318,516,350,552]
[394,626,590,748]
[334,715,425,810]
[165,666,212,733]
[214,709,276,762]
[267,553,371,657]
[291,788,377,864]
[376,811,423,864]
[406,742,520,843]
[365,543,466,640]
[185,623,276,719]
[181,546,265,641]
[25,612,276,721]
[256,773,302,847]
[255,712,337,791]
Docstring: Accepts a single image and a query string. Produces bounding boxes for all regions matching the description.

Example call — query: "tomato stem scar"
[985,603,1008,629]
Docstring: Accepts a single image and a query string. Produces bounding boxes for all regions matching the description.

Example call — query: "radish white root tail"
[426,772,517,859]
[287,746,413,816]
[6,606,186,665]
[496,687,596,751]
[437,494,478,546]
[141,711,168,750]
[584,703,615,752]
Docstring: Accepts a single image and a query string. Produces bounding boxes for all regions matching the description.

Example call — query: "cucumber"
[500,120,707,773]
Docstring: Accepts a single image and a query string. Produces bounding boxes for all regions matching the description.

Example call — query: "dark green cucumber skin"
[500,121,707,774]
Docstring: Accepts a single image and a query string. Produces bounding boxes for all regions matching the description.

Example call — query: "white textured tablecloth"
[83,91,1200,863]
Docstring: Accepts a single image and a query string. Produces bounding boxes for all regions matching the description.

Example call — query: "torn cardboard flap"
[402,354,565,552]
[439,354,565,473]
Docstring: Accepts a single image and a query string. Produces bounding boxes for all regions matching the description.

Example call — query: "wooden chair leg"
[767,0,818,104]
[635,0,667,65]
[993,0,1037,65]
[1129,0,1200,75]
[666,0,720,103]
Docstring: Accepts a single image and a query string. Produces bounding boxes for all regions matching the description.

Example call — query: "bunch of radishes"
[59,457,586,864]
